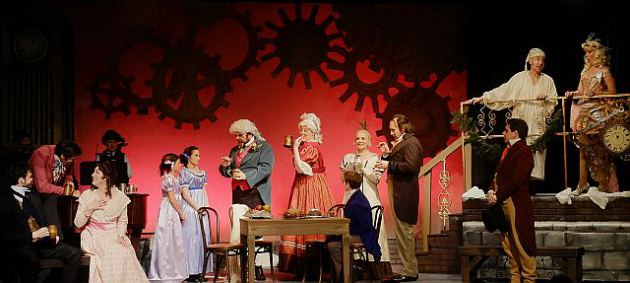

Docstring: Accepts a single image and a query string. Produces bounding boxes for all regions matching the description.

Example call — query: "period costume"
[279,141,337,272]
[279,113,336,273]
[219,137,275,208]
[74,188,148,283]
[341,152,390,262]
[179,167,211,276]
[492,139,537,283]
[0,187,81,283]
[481,66,558,180]
[382,133,422,278]
[147,174,188,283]
[570,68,618,192]
[96,129,133,180]
[29,145,75,238]
[327,189,381,279]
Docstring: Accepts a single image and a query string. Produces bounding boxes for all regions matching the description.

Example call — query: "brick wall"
[388,214,463,274]
[463,195,630,222]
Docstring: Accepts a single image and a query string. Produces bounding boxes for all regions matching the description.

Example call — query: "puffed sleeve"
[74,190,92,228]
[179,169,191,187]
[295,146,318,176]
[162,175,175,192]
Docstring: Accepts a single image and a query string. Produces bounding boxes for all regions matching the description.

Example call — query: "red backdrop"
[66,3,467,238]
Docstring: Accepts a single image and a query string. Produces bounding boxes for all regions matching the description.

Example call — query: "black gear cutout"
[376,85,457,158]
[328,46,408,113]
[332,4,466,84]
[260,4,342,89]
[146,39,232,130]
[105,26,172,114]
[87,71,133,119]
[217,8,263,83]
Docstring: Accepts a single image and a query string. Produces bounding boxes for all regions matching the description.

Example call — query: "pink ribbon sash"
[87,221,117,231]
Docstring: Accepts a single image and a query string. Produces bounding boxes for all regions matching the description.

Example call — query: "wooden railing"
[418,94,630,252]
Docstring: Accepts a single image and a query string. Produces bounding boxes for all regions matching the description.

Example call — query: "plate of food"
[244,205,273,219]
[283,208,306,219]
[306,208,326,218]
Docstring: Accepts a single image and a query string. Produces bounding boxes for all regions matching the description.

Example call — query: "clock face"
[603,124,630,154]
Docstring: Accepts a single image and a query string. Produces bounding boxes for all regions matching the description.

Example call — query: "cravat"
[500,145,511,162]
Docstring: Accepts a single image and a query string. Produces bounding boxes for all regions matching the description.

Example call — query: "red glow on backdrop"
[70,3,467,238]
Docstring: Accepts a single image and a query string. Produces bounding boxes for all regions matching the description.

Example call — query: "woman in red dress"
[278,113,337,274]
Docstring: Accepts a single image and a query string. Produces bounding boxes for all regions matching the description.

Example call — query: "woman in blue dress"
[179,146,211,282]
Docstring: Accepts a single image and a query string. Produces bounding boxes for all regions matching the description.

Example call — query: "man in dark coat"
[488,118,537,283]
[0,162,82,283]
[376,114,422,282]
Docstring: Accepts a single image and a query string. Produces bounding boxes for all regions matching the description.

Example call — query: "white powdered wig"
[229,119,265,141]
[298,112,323,143]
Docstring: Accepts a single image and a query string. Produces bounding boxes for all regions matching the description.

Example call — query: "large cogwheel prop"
[260,4,342,89]
[218,8,263,83]
[103,27,171,115]
[186,4,263,83]
[88,71,134,119]
[376,84,457,158]
[328,45,408,113]
[147,39,232,130]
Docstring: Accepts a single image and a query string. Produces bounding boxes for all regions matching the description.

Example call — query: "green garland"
[529,110,564,153]
[451,109,563,162]
[450,111,503,162]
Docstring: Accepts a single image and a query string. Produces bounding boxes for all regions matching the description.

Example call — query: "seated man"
[327,171,381,281]
[0,162,82,283]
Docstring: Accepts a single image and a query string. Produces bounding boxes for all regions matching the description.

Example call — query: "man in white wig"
[220,119,275,281]
[470,48,558,183]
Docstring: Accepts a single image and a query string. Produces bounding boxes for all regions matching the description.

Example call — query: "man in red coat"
[28,140,82,238]
[488,118,537,283]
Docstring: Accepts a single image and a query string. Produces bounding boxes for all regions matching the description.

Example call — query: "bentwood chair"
[198,207,246,283]
[349,205,384,282]
[304,204,346,283]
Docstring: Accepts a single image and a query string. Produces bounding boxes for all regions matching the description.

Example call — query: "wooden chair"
[349,205,384,282]
[254,239,276,282]
[304,204,346,283]
[198,207,245,283]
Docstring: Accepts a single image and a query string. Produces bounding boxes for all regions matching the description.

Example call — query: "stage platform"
[462,194,630,281]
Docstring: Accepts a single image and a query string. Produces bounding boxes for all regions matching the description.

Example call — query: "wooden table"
[240,217,351,283]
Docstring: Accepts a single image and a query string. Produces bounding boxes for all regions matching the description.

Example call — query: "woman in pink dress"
[566,34,619,193]
[74,161,149,283]
[278,113,337,273]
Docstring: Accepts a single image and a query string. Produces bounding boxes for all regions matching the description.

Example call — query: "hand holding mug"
[293,136,303,151]
[375,160,389,171]
[32,227,49,240]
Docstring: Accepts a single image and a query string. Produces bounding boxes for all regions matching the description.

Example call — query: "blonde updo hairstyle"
[582,35,610,70]
[354,129,372,147]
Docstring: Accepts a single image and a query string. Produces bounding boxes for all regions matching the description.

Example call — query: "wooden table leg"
[342,233,350,283]
[460,256,471,283]
[129,228,142,258]
[241,234,248,283]
[248,235,256,283]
